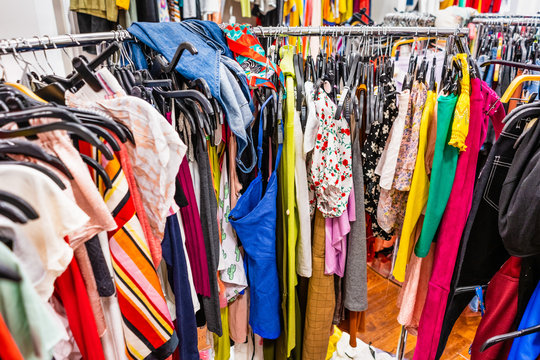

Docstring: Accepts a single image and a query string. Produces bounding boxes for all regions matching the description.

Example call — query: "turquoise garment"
[414,94,459,257]
[229,97,282,339]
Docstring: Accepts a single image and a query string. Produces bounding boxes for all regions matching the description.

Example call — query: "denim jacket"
[128,21,256,172]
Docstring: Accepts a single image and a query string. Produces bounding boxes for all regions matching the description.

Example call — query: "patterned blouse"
[310,88,353,218]
[362,80,399,239]
[377,81,428,234]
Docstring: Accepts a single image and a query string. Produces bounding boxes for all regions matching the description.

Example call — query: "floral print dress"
[377,81,428,234]
[310,88,353,218]
[362,80,399,239]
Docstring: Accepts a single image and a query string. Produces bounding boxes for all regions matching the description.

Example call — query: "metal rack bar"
[0,30,132,54]
[0,25,468,55]
[472,15,540,26]
[250,26,468,37]
[383,12,436,27]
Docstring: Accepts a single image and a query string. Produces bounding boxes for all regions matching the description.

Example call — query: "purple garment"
[325,185,356,277]
[177,158,211,297]
[413,79,504,359]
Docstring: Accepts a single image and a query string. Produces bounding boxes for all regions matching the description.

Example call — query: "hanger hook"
[66,33,80,47]
[9,39,26,71]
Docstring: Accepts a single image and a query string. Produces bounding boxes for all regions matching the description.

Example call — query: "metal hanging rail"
[0,30,132,54]
[249,26,468,37]
[383,12,436,27]
[471,15,540,26]
[0,26,469,54]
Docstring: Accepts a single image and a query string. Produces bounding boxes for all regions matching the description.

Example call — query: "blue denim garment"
[522,59,540,98]
[221,56,254,113]
[128,22,222,98]
[181,20,233,59]
[128,21,256,172]
[485,48,498,88]
[477,54,488,80]
[180,20,253,111]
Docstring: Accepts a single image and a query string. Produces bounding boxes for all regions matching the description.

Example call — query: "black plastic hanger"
[335,53,360,119]
[163,42,198,74]
[0,103,120,151]
[305,55,316,82]
[0,201,29,224]
[479,59,540,72]
[429,57,437,92]
[0,85,134,146]
[66,42,121,90]
[481,324,540,352]
[188,78,221,129]
[68,107,132,144]
[0,189,38,220]
[0,262,22,282]
[37,42,121,103]
[80,123,121,152]
[152,88,214,115]
[0,160,66,190]
[72,57,103,92]
[342,8,374,25]
[0,120,113,160]
[0,106,82,125]
[0,139,73,179]
[293,53,305,111]
[80,154,112,189]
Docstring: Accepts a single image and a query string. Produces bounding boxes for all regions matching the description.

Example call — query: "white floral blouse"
[310,88,353,218]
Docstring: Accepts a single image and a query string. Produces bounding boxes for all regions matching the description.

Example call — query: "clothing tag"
[475,286,485,317]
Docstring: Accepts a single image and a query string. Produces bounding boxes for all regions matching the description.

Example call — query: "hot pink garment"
[178,158,211,297]
[325,186,355,277]
[413,79,505,359]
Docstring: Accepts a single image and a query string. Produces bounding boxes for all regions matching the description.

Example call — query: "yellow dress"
[279,45,299,357]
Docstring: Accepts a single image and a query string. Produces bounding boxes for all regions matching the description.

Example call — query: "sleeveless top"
[229,96,282,339]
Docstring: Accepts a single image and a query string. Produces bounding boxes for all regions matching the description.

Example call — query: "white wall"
[0,0,71,81]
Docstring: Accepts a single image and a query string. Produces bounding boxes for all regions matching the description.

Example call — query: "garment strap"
[257,95,283,173]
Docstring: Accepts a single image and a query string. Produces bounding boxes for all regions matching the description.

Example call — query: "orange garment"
[337,311,366,347]
[507,69,524,113]
[0,313,24,360]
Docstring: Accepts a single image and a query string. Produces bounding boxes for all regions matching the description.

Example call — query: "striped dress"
[80,140,178,360]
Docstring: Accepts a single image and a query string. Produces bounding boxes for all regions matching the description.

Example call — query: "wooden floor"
[357,268,481,360]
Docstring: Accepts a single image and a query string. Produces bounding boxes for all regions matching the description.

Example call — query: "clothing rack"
[0,24,467,360]
[383,12,436,27]
[471,14,540,26]
[0,26,468,55]
[250,25,468,37]
[0,30,133,54]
